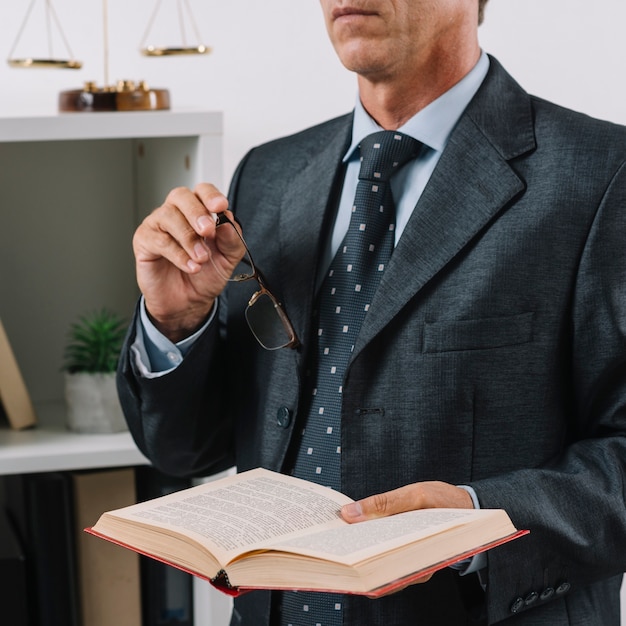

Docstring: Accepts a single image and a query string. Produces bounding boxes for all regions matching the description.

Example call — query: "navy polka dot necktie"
[279,131,422,626]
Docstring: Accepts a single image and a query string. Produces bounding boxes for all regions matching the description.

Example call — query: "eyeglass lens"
[245,291,296,350]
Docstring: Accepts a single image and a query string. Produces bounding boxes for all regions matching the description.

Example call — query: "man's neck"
[357,47,481,130]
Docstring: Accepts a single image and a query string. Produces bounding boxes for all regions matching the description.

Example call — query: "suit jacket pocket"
[423,312,534,353]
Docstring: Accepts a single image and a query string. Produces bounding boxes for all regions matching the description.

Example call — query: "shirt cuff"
[450,485,488,575]
[130,297,216,378]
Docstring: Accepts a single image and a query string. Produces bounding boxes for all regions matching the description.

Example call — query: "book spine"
[0,318,37,430]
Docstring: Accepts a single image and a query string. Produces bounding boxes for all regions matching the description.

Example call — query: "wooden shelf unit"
[0,109,222,475]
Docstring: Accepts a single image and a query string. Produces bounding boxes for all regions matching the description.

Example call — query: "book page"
[269,508,496,565]
[106,469,353,563]
[227,508,518,594]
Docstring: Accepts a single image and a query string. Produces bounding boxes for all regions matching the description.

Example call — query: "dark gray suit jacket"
[118,57,626,625]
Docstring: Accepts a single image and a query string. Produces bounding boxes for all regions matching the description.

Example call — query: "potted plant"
[62,308,128,433]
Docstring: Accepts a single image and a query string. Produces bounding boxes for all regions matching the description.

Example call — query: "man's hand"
[340,481,474,589]
[133,183,245,342]
[341,481,473,522]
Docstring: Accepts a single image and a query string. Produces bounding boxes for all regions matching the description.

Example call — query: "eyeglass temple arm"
[214,211,254,270]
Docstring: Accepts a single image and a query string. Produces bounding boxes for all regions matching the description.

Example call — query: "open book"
[86,468,526,597]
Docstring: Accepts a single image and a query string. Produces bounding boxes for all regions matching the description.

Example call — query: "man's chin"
[333,40,393,75]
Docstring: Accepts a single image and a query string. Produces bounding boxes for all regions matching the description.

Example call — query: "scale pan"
[8,57,82,69]
[141,44,210,57]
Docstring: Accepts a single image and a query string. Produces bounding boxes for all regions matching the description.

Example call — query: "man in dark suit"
[117,0,626,624]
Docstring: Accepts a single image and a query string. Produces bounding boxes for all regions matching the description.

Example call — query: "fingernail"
[194,242,208,260]
[343,502,363,519]
[197,215,213,231]
[187,260,200,272]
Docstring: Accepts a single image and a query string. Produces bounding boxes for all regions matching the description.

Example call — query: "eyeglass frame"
[211,212,299,350]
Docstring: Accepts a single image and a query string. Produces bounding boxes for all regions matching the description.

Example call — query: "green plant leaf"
[62,308,127,373]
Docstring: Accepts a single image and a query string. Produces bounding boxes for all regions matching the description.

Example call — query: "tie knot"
[358,131,422,182]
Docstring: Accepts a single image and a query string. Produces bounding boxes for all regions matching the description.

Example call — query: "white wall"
[2,0,624,185]
[1,1,624,623]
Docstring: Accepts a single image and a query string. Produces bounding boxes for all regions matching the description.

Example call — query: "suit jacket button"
[276,407,292,428]
[524,591,539,606]
[540,587,555,601]
[510,597,525,613]
[555,582,571,595]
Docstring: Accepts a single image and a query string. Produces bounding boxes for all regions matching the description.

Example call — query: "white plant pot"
[64,372,128,434]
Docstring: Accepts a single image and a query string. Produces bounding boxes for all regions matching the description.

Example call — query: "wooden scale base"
[59,80,170,112]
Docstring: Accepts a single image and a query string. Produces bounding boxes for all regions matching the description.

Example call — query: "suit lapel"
[355,58,536,356]
[277,116,353,355]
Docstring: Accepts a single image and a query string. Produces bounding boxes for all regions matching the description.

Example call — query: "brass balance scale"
[7,0,211,112]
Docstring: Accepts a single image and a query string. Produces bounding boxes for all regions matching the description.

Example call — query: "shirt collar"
[343,50,490,162]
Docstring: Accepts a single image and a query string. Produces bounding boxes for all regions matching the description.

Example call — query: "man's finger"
[341,481,473,523]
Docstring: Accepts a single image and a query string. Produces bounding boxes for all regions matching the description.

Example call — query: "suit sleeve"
[116,302,235,477]
[470,162,626,622]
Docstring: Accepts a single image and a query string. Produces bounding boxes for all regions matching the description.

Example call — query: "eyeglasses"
[208,212,299,350]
